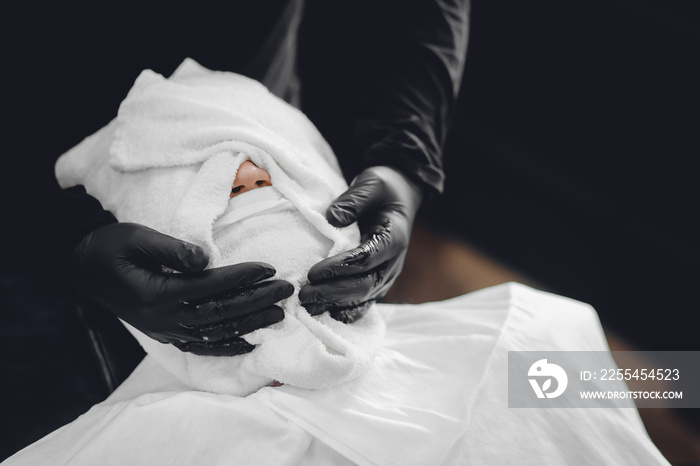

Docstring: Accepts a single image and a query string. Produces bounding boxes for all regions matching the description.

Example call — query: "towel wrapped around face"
[55,58,385,397]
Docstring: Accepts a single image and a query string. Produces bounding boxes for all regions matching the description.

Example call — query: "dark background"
[430,0,700,352]
[300,0,700,352]
[2,0,699,461]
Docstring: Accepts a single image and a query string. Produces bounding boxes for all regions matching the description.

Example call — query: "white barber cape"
[3,283,669,466]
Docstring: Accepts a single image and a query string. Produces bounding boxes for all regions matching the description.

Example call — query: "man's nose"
[231,160,272,198]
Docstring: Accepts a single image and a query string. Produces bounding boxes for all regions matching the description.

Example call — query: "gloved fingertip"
[265,306,285,324]
[326,204,356,228]
[299,301,324,316]
[235,343,256,356]
[276,281,295,300]
[261,263,278,277]
[306,264,332,283]
[247,262,277,281]
[179,244,209,272]
[297,286,310,304]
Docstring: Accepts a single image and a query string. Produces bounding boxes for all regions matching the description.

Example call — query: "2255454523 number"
[600,368,679,381]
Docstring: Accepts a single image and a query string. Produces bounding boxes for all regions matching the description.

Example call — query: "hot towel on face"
[55,59,385,396]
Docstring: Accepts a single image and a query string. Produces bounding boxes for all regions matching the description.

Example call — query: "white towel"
[55,58,385,396]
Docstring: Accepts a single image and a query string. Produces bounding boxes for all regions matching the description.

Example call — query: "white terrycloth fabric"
[3,284,670,466]
[54,58,384,396]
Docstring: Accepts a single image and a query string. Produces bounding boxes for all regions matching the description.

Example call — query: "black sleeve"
[351,0,470,198]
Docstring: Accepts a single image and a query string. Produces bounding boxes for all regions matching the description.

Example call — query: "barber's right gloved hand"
[70,222,294,356]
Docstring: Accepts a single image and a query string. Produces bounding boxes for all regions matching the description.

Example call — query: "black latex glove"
[299,166,423,323]
[71,223,294,356]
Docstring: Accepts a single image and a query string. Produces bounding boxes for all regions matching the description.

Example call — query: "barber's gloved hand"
[299,166,423,323]
[71,222,294,356]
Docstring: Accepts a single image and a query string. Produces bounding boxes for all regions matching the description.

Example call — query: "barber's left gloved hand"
[299,165,423,323]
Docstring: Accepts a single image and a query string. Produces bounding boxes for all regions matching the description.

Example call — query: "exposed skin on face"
[231,160,272,198]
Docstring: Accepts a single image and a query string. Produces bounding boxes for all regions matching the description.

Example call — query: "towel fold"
[212,186,293,236]
[55,58,385,396]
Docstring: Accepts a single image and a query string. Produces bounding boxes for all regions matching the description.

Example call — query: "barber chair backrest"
[64,300,145,403]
